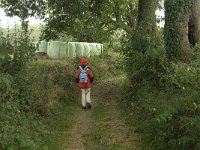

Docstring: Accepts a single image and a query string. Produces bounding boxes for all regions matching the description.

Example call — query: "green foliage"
[126,48,169,88]
[0,0,46,20]
[2,24,44,42]
[137,62,200,149]
[124,25,166,87]
[0,32,12,59]
[1,31,35,75]
[0,70,48,149]
[0,60,77,149]
[43,0,138,42]
[122,3,200,148]
[0,73,14,101]
[124,0,160,70]
[122,42,200,149]
[0,26,76,149]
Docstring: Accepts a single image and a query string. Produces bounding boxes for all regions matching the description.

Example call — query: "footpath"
[64,76,141,150]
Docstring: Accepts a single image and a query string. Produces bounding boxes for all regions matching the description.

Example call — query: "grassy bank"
[0,59,77,149]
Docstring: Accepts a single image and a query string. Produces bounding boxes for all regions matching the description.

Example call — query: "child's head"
[80,57,88,66]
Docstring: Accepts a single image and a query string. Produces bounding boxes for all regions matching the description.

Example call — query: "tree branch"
[113,1,133,34]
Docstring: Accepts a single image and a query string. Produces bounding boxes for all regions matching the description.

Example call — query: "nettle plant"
[0,24,35,75]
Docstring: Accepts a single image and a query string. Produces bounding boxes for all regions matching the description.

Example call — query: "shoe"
[86,102,91,109]
[82,106,86,109]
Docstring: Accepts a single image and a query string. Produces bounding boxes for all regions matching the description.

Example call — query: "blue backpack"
[79,66,88,83]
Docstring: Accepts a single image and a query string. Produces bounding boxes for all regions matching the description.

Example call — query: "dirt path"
[64,76,141,150]
[92,77,141,150]
[64,106,93,150]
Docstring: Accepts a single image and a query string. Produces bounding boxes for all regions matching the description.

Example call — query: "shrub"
[0,28,76,149]
[122,26,200,149]
[123,55,200,149]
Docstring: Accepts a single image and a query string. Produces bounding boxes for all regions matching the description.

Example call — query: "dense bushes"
[0,29,77,148]
[123,38,200,149]
[0,60,77,149]
[136,62,200,150]
[120,17,200,148]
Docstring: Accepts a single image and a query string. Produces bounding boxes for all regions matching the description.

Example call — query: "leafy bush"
[121,25,200,149]
[0,73,14,100]
[125,47,169,88]
[0,60,77,149]
[0,28,76,149]
[122,48,200,149]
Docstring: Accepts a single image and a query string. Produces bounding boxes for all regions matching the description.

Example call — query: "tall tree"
[124,0,161,88]
[131,0,158,53]
[191,0,200,44]
[164,0,192,62]
[137,0,158,38]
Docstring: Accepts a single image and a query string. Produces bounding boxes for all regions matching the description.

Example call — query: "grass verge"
[85,100,111,150]
[43,99,77,149]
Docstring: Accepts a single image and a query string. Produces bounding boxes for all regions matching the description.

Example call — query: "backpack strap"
[79,66,83,71]
[79,66,88,71]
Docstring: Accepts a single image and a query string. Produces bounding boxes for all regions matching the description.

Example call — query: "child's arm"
[75,69,80,83]
[87,68,94,83]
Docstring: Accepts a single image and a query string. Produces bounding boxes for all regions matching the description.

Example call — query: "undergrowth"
[0,57,77,149]
[121,40,200,150]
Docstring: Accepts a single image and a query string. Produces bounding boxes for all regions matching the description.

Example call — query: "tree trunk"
[21,19,28,33]
[192,0,200,44]
[131,0,157,53]
[164,0,191,63]
[137,0,157,38]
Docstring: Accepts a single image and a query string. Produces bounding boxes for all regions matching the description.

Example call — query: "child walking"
[75,57,94,109]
